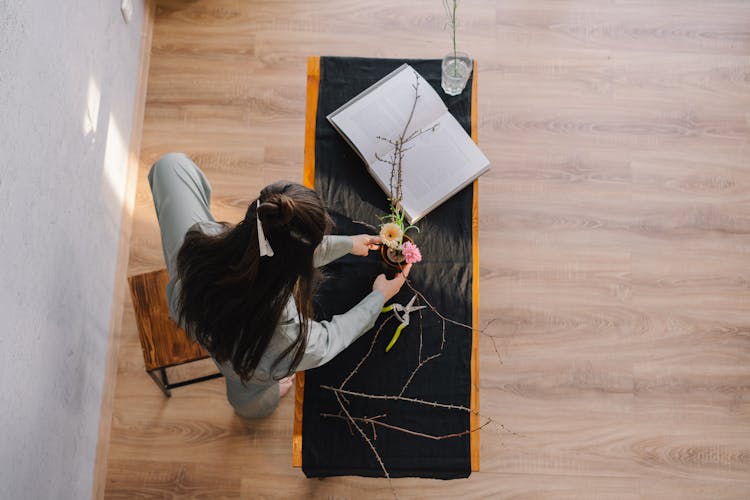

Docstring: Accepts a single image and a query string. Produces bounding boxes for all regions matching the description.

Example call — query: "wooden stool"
[128,269,222,396]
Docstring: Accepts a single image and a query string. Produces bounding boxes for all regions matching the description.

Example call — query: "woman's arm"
[281,289,386,371]
[274,264,411,373]
[313,235,352,268]
[313,234,382,267]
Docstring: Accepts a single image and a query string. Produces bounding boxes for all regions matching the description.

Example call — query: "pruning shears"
[381,294,426,352]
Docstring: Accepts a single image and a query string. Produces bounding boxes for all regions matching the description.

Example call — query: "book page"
[328,65,446,166]
[371,113,489,223]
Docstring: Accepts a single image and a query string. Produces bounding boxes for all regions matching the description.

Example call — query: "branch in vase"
[402,123,439,143]
[399,72,421,140]
[350,219,379,232]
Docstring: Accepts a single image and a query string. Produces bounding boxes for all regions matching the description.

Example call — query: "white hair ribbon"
[256,200,274,257]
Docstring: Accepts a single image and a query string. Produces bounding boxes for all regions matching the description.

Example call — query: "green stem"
[452,1,457,76]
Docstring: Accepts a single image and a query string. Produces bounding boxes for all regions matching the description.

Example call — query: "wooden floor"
[104,0,750,498]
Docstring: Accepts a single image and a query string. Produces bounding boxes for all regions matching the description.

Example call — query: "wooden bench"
[128,268,222,396]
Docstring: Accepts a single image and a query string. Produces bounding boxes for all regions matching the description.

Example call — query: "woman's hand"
[351,234,382,256]
[372,264,412,302]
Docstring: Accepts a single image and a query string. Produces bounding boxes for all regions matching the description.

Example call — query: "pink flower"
[401,241,422,264]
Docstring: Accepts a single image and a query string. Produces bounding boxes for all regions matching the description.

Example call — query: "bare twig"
[399,72,421,144]
[403,123,439,143]
[376,136,399,146]
[375,71,438,209]
[417,305,424,361]
[488,335,503,364]
[350,219,379,232]
[404,278,476,333]
[322,385,474,413]
[333,392,396,497]
[322,413,494,441]
[340,316,394,390]
[399,353,441,397]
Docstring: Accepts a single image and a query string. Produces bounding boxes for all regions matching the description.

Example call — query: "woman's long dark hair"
[175,181,332,382]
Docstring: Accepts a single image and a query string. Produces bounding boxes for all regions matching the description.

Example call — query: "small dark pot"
[380,235,413,270]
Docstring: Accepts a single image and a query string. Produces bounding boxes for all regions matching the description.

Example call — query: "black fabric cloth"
[302,56,475,479]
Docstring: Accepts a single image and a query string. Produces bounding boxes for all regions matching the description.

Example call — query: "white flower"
[380,222,403,249]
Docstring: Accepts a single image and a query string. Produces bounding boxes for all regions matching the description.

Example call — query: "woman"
[148,153,410,418]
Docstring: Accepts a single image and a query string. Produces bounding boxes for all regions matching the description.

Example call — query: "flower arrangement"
[374,71,435,267]
[379,209,422,265]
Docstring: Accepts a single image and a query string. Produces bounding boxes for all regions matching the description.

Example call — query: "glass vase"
[441,51,472,96]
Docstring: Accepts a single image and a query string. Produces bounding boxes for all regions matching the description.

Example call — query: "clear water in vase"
[441,52,472,96]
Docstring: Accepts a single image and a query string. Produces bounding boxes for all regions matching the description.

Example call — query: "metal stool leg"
[147,368,172,397]
[147,366,222,396]
[159,368,172,397]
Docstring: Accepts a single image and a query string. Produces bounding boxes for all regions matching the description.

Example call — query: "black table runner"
[301,56,476,479]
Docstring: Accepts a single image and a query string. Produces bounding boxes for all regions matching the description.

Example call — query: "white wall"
[0,1,144,498]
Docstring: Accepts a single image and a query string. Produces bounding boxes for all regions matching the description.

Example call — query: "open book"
[327,63,490,223]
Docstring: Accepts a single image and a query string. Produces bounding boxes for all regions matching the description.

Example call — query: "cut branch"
[399,352,441,397]
[340,316,394,390]
[322,413,494,441]
[322,385,474,413]
[333,392,395,496]
[404,277,476,333]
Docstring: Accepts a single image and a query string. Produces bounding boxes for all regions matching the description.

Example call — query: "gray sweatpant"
[148,152,281,418]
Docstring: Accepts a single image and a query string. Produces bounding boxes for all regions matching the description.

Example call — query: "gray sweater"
[167,223,385,383]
